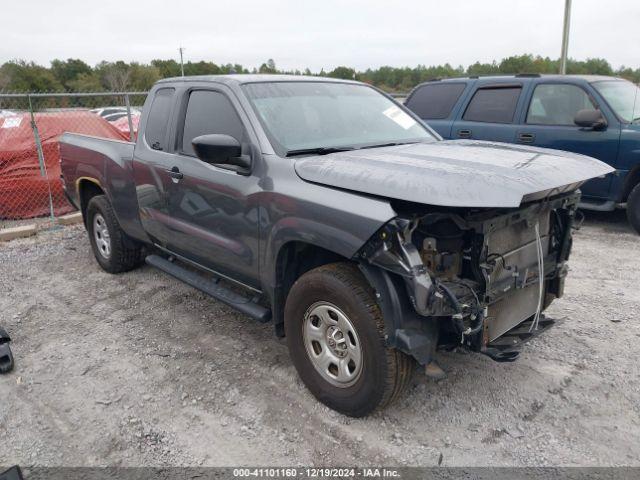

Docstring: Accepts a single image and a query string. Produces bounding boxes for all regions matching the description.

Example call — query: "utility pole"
[179,47,185,77]
[559,0,572,74]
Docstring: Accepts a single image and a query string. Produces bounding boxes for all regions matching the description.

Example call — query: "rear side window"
[463,87,522,124]
[144,88,175,150]
[406,83,467,119]
[526,84,596,125]
[181,90,244,156]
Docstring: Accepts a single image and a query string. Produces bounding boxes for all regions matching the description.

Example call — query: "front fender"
[258,179,397,293]
[359,264,438,366]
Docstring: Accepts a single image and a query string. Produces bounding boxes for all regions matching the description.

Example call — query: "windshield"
[593,80,640,123]
[242,81,437,156]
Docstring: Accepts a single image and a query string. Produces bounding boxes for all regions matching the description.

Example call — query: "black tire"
[284,263,414,417]
[627,183,640,235]
[86,195,144,273]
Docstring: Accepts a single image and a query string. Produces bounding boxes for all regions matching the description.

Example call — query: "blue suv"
[405,74,640,233]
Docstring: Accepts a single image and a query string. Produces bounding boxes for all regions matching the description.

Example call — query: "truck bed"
[59,133,144,240]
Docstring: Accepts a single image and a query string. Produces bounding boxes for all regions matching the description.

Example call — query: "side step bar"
[145,254,271,323]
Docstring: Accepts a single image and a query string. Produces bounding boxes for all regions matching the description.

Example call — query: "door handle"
[518,133,535,143]
[458,129,472,139]
[166,166,183,180]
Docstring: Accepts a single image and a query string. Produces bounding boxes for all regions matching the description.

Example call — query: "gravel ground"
[0,210,638,467]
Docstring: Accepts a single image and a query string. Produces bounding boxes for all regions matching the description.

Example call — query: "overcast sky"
[2,0,638,71]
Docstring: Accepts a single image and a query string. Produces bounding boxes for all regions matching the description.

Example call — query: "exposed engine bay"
[358,191,579,364]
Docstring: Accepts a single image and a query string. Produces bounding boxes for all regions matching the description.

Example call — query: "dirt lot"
[1,211,639,467]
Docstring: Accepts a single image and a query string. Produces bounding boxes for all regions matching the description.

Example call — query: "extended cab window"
[406,83,467,119]
[463,86,521,124]
[181,90,244,156]
[144,88,175,150]
[527,84,596,125]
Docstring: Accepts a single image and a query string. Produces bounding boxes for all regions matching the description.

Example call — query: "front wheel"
[284,263,414,417]
[627,183,640,235]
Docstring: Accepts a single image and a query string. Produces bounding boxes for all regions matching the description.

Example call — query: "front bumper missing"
[359,193,577,367]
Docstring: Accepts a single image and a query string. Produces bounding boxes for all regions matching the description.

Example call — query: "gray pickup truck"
[60,75,612,417]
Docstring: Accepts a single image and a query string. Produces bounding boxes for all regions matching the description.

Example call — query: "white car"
[91,107,141,120]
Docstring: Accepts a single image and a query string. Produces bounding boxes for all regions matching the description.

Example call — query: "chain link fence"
[0,92,147,228]
[0,89,409,229]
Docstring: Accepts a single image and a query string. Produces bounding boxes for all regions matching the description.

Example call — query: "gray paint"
[60,76,399,296]
[59,133,150,242]
[60,75,611,319]
[256,154,396,295]
[294,140,615,208]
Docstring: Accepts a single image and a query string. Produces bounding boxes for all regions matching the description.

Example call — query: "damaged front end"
[357,191,579,366]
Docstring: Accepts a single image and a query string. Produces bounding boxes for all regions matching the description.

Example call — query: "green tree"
[616,66,640,83]
[129,63,161,90]
[494,54,558,74]
[96,61,132,91]
[568,57,612,76]
[50,58,92,90]
[0,65,11,93]
[66,72,103,92]
[467,60,500,76]
[499,54,536,74]
[328,66,355,79]
[0,54,637,95]
[220,63,247,74]
[151,59,182,78]
[259,59,277,74]
[184,60,221,76]
[0,60,62,92]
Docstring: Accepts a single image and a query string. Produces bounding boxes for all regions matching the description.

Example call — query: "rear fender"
[60,133,147,242]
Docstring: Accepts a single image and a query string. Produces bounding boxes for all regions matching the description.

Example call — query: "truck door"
[451,84,524,143]
[131,87,179,247]
[515,82,618,200]
[162,88,262,289]
[404,82,469,138]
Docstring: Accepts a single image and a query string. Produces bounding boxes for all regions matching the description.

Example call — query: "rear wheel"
[284,263,414,417]
[627,183,640,234]
[86,195,144,273]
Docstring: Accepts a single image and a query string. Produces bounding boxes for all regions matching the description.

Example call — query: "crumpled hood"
[294,140,615,208]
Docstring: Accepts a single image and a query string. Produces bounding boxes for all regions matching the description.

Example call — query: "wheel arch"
[271,240,439,366]
[622,165,640,202]
[77,178,106,227]
[271,241,352,337]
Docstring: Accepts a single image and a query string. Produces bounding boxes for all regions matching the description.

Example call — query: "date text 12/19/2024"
[232,468,401,478]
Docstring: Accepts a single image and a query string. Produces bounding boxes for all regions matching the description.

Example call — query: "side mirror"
[574,109,607,130]
[192,134,251,170]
